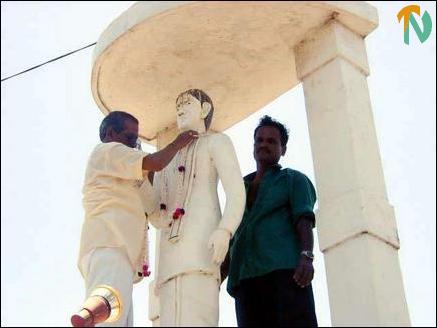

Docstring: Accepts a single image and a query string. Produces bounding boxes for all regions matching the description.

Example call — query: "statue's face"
[176,94,203,131]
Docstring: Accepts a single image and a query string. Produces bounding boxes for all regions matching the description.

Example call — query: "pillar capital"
[295,19,370,80]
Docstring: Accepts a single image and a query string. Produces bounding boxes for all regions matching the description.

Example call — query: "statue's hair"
[176,89,214,130]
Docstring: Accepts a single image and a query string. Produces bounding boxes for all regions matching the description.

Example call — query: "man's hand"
[208,229,231,265]
[172,130,199,150]
[293,256,314,288]
[294,216,315,288]
[142,130,199,171]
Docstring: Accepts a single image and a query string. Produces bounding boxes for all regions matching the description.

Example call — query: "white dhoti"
[82,247,134,327]
[159,273,219,327]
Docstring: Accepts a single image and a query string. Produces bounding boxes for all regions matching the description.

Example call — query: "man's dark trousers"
[234,269,318,327]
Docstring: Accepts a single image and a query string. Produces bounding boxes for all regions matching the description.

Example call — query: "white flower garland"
[160,138,200,243]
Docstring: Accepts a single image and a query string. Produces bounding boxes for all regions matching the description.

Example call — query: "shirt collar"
[244,163,282,182]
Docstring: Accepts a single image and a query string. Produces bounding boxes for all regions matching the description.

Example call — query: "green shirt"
[227,165,317,296]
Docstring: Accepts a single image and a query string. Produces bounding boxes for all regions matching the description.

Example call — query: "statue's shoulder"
[204,131,231,142]
[204,132,233,149]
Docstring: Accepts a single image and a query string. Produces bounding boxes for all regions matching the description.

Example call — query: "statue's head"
[175,89,214,132]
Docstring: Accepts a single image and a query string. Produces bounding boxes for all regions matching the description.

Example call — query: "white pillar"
[295,20,410,326]
[148,126,179,327]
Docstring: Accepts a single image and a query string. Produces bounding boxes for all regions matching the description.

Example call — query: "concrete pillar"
[148,126,179,327]
[295,20,410,326]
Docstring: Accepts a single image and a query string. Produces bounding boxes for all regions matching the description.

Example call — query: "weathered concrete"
[295,20,410,326]
[91,1,377,143]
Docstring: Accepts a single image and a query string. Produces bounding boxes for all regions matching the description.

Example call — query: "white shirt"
[78,142,150,277]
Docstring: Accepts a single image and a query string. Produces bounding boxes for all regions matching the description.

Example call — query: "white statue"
[148,89,246,326]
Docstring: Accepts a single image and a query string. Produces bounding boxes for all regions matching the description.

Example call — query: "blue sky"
[1,2,435,326]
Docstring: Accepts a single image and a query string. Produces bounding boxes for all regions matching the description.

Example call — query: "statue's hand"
[208,228,231,265]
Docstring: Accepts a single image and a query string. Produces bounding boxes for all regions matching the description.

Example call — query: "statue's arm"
[208,133,246,236]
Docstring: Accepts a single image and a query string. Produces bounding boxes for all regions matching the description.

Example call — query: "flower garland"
[137,222,151,278]
[159,137,200,242]
[134,149,152,279]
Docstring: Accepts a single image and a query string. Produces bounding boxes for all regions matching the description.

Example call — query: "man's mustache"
[257,147,270,154]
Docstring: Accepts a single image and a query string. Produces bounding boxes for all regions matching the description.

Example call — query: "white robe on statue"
[149,132,246,326]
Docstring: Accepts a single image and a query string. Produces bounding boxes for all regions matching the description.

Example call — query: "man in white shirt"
[71,111,198,327]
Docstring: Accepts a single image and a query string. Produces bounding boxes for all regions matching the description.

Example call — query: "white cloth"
[153,133,246,286]
[84,247,134,327]
[138,176,159,215]
[159,273,219,327]
[78,142,150,276]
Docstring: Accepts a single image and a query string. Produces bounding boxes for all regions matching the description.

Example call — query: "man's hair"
[99,111,139,141]
[176,89,214,130]
[254,115,290,147]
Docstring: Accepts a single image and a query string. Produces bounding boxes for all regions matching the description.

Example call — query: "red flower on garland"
[178,165,186,172]
[172,208,185,220]
[142,264,151,277]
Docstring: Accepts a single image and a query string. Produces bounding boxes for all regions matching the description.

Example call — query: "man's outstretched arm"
[142,130,198,171]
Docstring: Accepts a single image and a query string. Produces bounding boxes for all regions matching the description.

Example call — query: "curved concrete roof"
[91,1,377,143]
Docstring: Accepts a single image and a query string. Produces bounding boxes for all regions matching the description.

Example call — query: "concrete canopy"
[91,1,377,144]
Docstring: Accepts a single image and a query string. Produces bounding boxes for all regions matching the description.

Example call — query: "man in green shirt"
[222,115,318,327]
